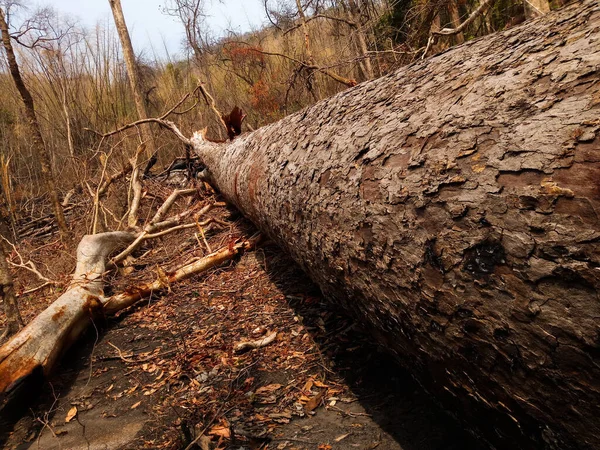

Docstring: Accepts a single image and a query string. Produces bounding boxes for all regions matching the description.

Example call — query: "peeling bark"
[193,2,600,448]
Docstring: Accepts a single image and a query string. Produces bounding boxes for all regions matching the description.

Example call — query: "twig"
[2,236,57,286]
[431,0,496,36]
[328,405,371,417]
[196,220,212,253]
[196,82,229,136]
[110,197,212,266]
[234,331,277,353]
[158,83,202,119]
[107,341,136,363]
[224,42,357,87]
[86,118,191,146]
[18,281,54,297]
[422,0,496,59]
[87,83,209,145]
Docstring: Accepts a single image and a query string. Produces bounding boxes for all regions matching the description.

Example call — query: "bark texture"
[193,2,600,448]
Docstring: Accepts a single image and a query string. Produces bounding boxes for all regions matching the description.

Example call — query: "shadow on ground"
[260,245,485,450]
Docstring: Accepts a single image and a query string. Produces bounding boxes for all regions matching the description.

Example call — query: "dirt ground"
[0,180,485,450]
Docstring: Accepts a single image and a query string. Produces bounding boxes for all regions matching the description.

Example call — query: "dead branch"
[233,331,277,353]
[197,82,229,136]
[1,236,57,287]
[126,147,144,230]
[432,0,496,36]
[110,192,210,266]
[423,0,496,58]
[225,43,357,88]
[196,219,212,253]
[86,118,192,146]
[103,234,262,314]
[107,341,135,363]
[151,188,197,224]
[97,164,133,198]
[0,231,136,395]
[18,281,54,297]
[92,148,114,234]
[158,83,202,119]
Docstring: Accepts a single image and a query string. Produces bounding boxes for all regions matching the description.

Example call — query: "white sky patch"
[29,0,266,60]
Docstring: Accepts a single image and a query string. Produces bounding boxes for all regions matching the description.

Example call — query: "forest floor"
[0,178,485,450]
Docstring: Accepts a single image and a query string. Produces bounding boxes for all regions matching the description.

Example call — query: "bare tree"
[163,0,208,66]
[108,0,156,156]
[0,5,69,239]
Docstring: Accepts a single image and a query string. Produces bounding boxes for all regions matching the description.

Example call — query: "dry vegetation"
[0,0,562,221]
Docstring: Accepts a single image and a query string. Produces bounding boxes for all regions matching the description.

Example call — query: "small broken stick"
[234,331,277,353]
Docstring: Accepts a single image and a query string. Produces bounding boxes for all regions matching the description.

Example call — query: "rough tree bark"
[0,8,69,240]
[192,2,600,448]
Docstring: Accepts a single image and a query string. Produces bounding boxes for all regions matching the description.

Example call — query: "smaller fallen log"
[103,235,260,314]
[0,231,260,402]
[0,232,135,395]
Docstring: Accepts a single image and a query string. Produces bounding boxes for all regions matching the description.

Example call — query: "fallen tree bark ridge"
[190,2,600,448]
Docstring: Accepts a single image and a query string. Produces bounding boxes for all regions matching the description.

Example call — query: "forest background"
[0,0,561,232]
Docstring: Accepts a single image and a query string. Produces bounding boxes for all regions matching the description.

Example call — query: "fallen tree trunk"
[192,2,600,448]
[0,231,258,401]
[0,232,135,395]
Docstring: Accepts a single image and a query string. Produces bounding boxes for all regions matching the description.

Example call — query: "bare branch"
[432,0,496,36]
[224,42,357,88]
[283,13,357,36]
[86,118,192,147]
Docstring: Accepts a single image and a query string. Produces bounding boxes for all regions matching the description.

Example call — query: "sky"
[31,0,268,59]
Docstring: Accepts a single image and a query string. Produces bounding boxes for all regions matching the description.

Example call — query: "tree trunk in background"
[347,0,374,79]
[193,2,600,448]
[108,0,156,156]
[0,8,69,240]
[295,0,321,100]
[0,242,22,339]
[447,0,465,44]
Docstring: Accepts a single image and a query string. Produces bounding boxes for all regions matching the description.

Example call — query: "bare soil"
[0,181,485,450]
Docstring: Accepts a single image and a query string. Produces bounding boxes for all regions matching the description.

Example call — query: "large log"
[192,2,600,448]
